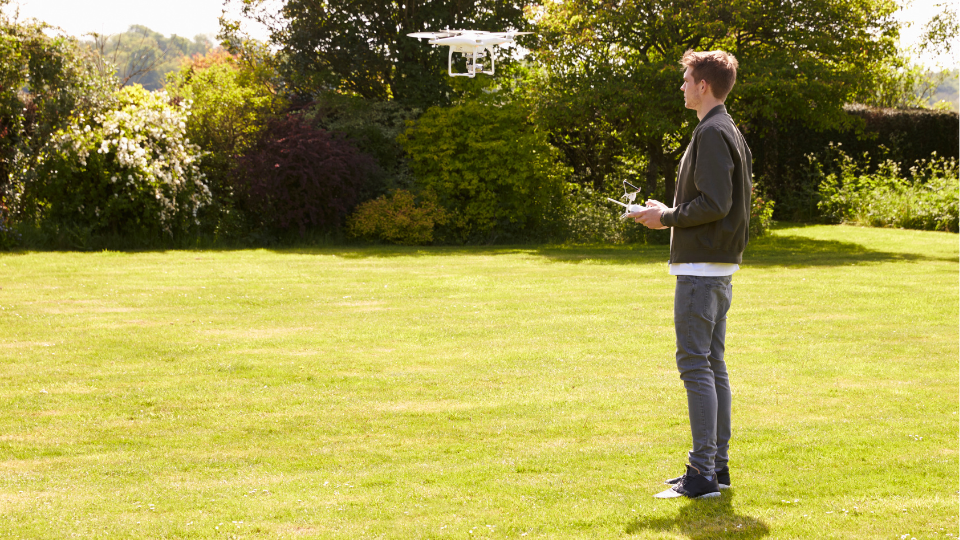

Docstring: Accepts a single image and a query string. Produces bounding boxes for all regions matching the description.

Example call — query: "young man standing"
[627,49,752,499]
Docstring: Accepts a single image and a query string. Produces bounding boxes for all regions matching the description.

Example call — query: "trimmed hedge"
[748,106,959,221]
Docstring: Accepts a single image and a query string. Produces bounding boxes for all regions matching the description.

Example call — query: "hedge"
[747,105,959,221]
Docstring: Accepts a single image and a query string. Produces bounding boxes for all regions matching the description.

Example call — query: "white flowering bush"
[35,85,211,237]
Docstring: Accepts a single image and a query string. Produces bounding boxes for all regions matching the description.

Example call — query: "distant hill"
[83,25,214,91]
[929,69,959,111]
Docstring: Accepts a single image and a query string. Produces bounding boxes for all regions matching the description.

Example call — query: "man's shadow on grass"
[625,490,769,539]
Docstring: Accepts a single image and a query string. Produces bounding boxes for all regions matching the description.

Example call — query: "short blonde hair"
[681,50,739,101]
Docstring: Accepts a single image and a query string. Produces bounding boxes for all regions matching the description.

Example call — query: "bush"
[816,146,958,232]
[0,17,116,220]
[750,188,775,238]
[304,92,421,200]
[32,85,210,238]
[398,101,570,243]
[749,106,959,222]
[561,183,668,245]
[234,115,377,236]
[0,205,20,249]
[165,50,283,237]
[347,189,449,245]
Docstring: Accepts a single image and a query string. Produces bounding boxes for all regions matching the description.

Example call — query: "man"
[627,49,752,500]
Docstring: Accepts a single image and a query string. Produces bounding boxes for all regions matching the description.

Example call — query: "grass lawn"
[0,224,956,539]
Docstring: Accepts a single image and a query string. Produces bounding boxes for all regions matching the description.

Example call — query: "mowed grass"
[0,224,956,539]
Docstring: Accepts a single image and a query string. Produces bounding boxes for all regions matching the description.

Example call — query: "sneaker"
[665,466,730,489]
[655,465,721,499]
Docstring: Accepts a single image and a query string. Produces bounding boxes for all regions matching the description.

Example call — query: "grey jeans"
[674,275,733,476]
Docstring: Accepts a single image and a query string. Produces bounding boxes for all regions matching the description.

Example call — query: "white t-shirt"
[668,262,739,276]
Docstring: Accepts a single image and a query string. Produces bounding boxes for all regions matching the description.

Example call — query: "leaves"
[233,0,531,109]
[528,0,901,196]
[234,115,377,235]
[347,189,449,245]
[34,85,210,236]
[398,100,569,243]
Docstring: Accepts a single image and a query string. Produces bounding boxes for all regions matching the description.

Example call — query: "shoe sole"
[654,487,722,499]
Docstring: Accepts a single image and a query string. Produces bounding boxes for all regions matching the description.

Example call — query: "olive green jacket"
[660,104,753,264]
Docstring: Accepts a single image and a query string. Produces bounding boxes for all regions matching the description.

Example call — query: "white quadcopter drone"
[607,180,646,219]
[407,29,532,78]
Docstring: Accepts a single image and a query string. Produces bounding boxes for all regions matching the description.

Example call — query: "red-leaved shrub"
[235,115,376,235]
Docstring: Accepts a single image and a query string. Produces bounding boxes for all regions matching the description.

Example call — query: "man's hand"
[625,199,670,230]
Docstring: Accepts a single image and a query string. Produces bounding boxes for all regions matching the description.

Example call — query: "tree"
[0,10,116,220]
[225,0,531,108]
[166,49,285,236]
[85,26,214,90]
[529,0,901,198]
[917,1,959,65]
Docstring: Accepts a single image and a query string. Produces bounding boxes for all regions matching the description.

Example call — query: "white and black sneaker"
[665,465,730,489]
[655,464,721,499]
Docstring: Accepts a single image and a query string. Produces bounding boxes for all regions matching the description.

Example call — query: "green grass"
[0,224,956,539]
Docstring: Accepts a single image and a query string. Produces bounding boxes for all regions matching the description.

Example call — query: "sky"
[2,0,957,67]
[2,0,270,41]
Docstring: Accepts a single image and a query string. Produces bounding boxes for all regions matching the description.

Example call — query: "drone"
[607,180,646,219]
[407,29,532,78]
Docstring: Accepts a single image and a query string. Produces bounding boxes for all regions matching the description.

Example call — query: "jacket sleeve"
[662,126,734,228]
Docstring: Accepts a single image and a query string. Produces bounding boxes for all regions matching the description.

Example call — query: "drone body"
[607,180,646,219]
[407,30,531,78]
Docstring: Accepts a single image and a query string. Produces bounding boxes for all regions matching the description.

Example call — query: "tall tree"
[0,8,115,218]
[226,0,531,108]
[86,26,214,90]
[529,0,900,197]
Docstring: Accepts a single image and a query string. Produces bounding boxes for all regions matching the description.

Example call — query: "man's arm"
[660,126,734,228]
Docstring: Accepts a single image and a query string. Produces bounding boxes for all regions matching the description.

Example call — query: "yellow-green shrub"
[347,190,449,245]
[398,101,569,243]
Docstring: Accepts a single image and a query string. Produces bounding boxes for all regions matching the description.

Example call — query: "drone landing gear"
[448,46,495,77]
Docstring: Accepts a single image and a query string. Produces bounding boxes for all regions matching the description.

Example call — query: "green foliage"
[929,68,959,110]
[917,1,959,65]
[816,145,958,232]
[32,85,210,239]
[398,100,570,243]
[753,105,959,222]
[562,183,669,245]
[861,53,945,109]
[749,188,775,238]
[347,189,449,245]
[230,0,530,109]
[165,50,283,236]
[166,52,277,158]
[0,15,116,218]
[84,26,213,91]
[0,210,20,249]
[304,91,421,200]
[529,0,900,195]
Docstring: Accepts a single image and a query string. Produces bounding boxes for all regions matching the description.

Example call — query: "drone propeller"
[621,180,641,203]
[489,31,533,38]
[407,31,457,39]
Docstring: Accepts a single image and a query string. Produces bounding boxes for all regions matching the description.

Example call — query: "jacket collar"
[700,103,727,123]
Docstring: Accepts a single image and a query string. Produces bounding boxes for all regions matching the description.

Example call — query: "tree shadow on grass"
[15,225,952,269]
[625,490,770,539]
[264,233,943,268]
[741,234,951,267]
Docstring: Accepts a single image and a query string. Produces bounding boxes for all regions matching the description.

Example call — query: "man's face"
[681,67,702,110]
